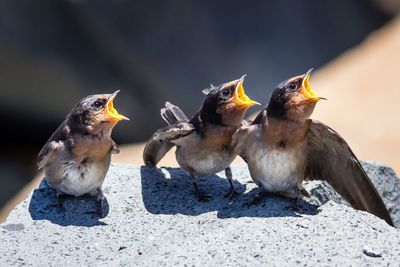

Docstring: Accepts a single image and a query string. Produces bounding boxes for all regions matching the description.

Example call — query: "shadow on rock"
[28,180,109,227]
[140,166,318,218]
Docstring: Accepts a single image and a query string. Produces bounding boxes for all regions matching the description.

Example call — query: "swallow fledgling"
[233,69,393,226]
[37,91,129,217]
[143,76,259,201]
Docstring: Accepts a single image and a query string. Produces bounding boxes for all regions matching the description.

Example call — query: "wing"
[251,108,267,125]
[143,139,175,167]
[231,123,259,164]
[111,140,120,154]
[152,123,195,142]
[161,102,189,125]
[144,102,190,167]
[305,120,393,226]
[231,108,266,162]
[37,121,69,169]
[143,122,195,167]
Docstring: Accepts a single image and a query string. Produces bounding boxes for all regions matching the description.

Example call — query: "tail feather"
[143,138,175,167]
[161,102,189,125]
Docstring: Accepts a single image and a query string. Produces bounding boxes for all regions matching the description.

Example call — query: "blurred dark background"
[0,0,396,210]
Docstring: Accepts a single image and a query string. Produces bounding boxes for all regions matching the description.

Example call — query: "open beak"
[233,75,260,108]
[300,69,326,102]
[106,90,129,122]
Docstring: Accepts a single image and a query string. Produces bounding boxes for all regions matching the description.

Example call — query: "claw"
[224,167,240,200]
[285,197,302,212]
[243,190,269,207]
[196,191,212,202]
[243,195,264,208]
[48,202,66,212]
[223,188,240,200]
[285,205,302,212]
[96,189,105,218]
[96,202,105,218]
[190,176,212,202]
[84,202,105,218]
[84,210,103,219]
[48,192,66,212]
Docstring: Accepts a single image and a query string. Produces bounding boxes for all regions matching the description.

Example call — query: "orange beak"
[106,90,129,122]
[232,75,260,108]
[299,69,326,102]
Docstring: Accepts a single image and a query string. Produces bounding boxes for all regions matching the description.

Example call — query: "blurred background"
[1,0,400,221]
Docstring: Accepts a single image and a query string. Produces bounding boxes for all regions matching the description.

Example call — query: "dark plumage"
[234,70,393,226]
[37,91,128,216]
[143,76,259,201]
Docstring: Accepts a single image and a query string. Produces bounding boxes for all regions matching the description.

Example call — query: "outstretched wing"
[143,123,195,167]
[161,102,189,125]
[143,102,191,167]
[305,120,393,226]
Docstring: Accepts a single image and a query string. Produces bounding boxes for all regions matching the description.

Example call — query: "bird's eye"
[288,83,297,90]
[220,88,231,99]
[93,100,103,109]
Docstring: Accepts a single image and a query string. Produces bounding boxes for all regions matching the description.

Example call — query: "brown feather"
[263,116,309,151]
[305,120,393,226]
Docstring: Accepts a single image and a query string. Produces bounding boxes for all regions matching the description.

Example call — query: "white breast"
[248,147,303,193]
[56,161,109,197]
[191,151,234,176]
[175,137,235,176]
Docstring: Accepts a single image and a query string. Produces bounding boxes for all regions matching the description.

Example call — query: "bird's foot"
[243,192,268,208]
[84,205,105,218]
[85,189,105,218]
[300,188,310,198]
[285,198,302,212]
[95,189,105,218]
[48,202,66,212]
[223,188,240,200]
[195,191,212,202]
[84,210,104,219]
[48,193,66,212]
[95,202,106,218]
[190,178,212,202]
[285,204,302,212]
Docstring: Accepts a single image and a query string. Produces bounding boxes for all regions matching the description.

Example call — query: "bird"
[143,75,259,201]
[233,69,394,226]
[37,90,129,216]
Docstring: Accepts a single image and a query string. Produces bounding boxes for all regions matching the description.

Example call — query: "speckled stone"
[303,161,400,227]
[1,162,399,266]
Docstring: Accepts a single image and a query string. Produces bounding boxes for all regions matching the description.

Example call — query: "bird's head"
[69,90,129,135]
[267,69,325,122]
[200,75,259,127]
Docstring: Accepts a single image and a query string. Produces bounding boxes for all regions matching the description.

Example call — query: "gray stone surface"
[303,161,400,227]
[1,162,399,266]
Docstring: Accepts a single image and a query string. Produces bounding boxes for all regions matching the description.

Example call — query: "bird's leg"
[243,188,269,207]
[57,192,65,207]
[285,188,303,212]
[84,188,105,218]
[223,167,239,199]
[190,174,211,202]
[49,192,66,211]
[286,197,302,212]
[300,187,310,198]
[96,188,105,218]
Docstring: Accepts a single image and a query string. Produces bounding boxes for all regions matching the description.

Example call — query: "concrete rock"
[303,161,400,227]
[1,162,399,266]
